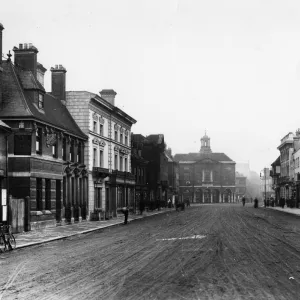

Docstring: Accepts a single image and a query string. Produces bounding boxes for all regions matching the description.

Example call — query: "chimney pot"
[100,89,117,106]
[29,43,33,48]
[19,43,23,49]
[55,64,58,69]
[24,43,28,49]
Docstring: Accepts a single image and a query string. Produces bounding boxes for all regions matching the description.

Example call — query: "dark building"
[0,40,88,231]
[141,134,169,209]
[165,148,180,204]
[131,134,148,213]
[174,133,236,203]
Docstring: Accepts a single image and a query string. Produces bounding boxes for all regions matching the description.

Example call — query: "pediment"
[197,158,219,164]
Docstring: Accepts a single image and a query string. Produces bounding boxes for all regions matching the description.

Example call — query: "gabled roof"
[271,156,280,166]
[0,60,87,139]
[174,152,234,162]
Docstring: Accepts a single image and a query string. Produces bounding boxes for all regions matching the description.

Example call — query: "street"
[1,204,300,300]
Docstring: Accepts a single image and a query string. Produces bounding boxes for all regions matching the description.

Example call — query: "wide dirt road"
[1,204,300,300]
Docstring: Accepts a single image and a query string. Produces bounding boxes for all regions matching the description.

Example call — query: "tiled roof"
[174,152,234,162]
[0,60,87,139]
[18,70,45,91]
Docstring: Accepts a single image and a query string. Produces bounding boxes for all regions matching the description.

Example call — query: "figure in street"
[254,197,258,208]
[122,206,129,224]
[242,196,246,207]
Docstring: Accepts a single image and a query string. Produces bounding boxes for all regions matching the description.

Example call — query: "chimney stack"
[100,89,117,106]
[50,65,67,105]
[13,43,38,78]
[0,23,4,107]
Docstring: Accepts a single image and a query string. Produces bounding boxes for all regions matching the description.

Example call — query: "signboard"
[1,189,6,206]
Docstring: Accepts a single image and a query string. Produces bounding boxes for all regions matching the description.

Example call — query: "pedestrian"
[242,196,246,207]
[168,198,172,209]
[280,197,285,209]
[254,197,258,208]
[122,206,129,224]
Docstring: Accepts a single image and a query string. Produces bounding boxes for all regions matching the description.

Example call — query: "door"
[9,198,25,233]
[56,180,61,222]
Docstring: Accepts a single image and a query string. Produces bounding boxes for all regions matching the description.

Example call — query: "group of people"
[241,196,259,208]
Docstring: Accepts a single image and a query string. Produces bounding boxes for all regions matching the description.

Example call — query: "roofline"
[0,117,88,140]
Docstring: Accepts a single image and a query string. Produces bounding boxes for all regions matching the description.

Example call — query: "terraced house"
[65,89,136,220]
[0,35,88,230]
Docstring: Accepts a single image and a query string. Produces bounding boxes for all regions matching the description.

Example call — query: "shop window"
[45,179,51,210]
[95,188,102,210]
[36,178,43,211]
[14,134,31,155]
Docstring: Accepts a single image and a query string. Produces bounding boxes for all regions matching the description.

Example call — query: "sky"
[2,0,300,174]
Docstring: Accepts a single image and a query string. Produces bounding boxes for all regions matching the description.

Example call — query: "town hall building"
[174,133,236,203]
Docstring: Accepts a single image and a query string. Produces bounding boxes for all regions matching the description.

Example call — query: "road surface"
[0,204,300,300]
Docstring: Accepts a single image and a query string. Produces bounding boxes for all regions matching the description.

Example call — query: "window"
[77,143,82,163]
[36,128,42,154]
[125,135,128,146]
[93,121,97,133]
[99,124,104,136]
[115,154,118,170]
[120,133,123,144]
[95,188,102,210]
[93,148,97,167]
[99,149,104,167]
[114,131,118,142]
[36,178,43,210]
[14,134,31,155]
[125,157,128,172]
[119,156,123,171]
[38,94,44,109]
[70,140,75,162]
[62,138,66,160]
[52,143,58,158]
[45,179,51,210]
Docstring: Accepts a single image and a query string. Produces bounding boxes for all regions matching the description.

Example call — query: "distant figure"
[168,198,172,208]
[264,199,267,208]
[254,198,258,208]
[242,197,246,207]
[140,201,145,215]
[122,206,129,224]
[279,197,285,209]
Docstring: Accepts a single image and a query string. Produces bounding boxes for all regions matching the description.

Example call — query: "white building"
[66,89,136,220]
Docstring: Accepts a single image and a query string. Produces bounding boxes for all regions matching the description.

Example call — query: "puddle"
[156,235,206,241]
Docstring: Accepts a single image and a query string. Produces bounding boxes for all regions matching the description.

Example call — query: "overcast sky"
[2,0,300,173]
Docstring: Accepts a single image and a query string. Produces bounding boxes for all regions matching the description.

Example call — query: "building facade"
[66,90,136,220]
[0,41,88,231]
[131,134,148,213]
[141,134,169,209]
[174,133,236,203]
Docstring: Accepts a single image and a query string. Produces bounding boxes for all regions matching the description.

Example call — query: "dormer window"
[38,94,44,109]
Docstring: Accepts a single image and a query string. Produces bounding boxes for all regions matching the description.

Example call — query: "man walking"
[122,206,129,225]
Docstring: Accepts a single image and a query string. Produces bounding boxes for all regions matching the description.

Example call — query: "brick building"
[174,133,236,203]
[0,38,88,230]
[131,134,148,212]
[141,134,169,209]
[65,90,136,220]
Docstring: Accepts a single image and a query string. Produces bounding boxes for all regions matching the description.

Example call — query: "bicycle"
[0,224,16,252]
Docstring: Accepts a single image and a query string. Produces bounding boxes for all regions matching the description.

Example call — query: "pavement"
[13,207,175,250]
[267,205,300,216]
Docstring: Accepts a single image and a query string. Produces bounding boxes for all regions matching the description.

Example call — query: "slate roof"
[0,60,87,139]
[173,152,234,162]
